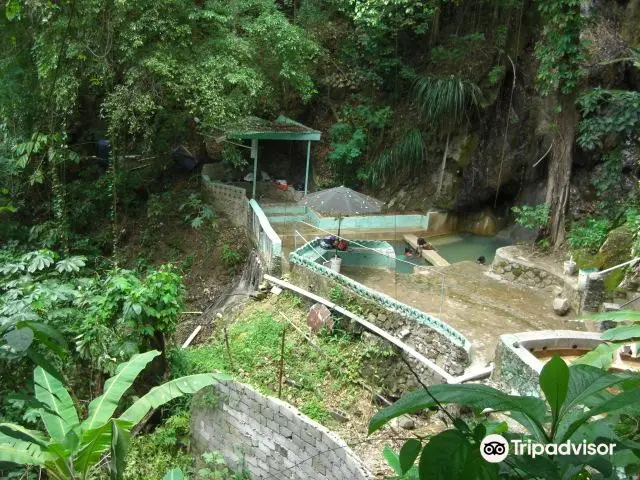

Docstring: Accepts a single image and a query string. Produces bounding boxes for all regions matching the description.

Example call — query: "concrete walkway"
[341,261,577,367]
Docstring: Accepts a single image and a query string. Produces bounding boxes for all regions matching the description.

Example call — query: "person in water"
[417,237,436,251]
[477,256,486,265]
[404,247,414,257]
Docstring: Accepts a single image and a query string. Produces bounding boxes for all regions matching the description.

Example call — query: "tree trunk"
[545,94,578,248]
[436,133,450,198]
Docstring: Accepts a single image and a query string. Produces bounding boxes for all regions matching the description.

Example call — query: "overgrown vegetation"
[1,0,640,477]
[374,356,640,478]
[511,204,550,232]
[0,350,225,479]
[185,294,390,422]
[567,218,610,253]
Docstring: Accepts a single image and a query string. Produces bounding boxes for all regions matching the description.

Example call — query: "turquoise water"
[429,234,510,264]
[390,242,426,274]
[390,234,510,272]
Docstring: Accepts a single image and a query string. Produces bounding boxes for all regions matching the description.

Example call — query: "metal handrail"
[291,220,446,315]
[591,257,640,279]
[294,220,446,278]
[293,229,331,264]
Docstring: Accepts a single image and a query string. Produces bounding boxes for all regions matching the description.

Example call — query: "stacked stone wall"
[291,265,469,394]
[492,247,581,311]
[192,381,371,480]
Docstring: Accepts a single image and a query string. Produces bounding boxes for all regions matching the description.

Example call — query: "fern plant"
[365,129,426,187]
[0,350,227,479]
[413,75,481,197]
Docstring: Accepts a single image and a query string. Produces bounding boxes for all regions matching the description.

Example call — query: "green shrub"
[627,208,640,256]
[195,452,250,479]
[180,193,216,229]
[568,217,610,253]
[300,399,329,421]
[123,414,193,480]
[329,285,345,303]
[221,244,243,270]
[220,144,247,169]
[511,204,549,231]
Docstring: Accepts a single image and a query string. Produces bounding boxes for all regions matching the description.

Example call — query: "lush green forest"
[1,0,640,478]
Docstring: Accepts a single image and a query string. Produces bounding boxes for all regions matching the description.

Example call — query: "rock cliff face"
[372,1,639,221]
[382,62,545,215]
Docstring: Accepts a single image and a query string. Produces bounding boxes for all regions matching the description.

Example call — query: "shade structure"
[298,186,384,216]
[223,115,321,198]
[299,187,384,259]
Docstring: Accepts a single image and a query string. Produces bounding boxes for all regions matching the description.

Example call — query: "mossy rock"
[571,248,600,270]
[598,225,634,270]
[621,0,640,48]
[453,134,479,168]
[604,269,626,292]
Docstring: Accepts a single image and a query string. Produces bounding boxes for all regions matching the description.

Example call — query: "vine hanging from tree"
[534,0,585,247]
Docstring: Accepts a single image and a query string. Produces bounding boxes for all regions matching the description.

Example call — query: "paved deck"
[340,261,578,367]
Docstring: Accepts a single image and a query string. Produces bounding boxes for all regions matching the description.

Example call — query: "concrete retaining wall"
[248,199,283,274]
[192,380,371,480]
[491,330,602,397]
[289,242,470,393]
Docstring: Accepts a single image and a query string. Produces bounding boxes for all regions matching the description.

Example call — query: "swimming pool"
[390,234,510,272]
[295,235,510,275]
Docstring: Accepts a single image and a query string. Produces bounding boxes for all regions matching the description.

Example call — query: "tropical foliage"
[1,0,639,477]
[577,89,640,151]
[413,75,481,197]
[371,356,640,479]
[577,310,640,369]
[0,249,185,376]
[0,350,226,479]
[534,0,585,96]
[511,204,550,232]
[567,218,611,253]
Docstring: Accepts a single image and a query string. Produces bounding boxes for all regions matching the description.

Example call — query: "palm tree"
[413,75,481,197]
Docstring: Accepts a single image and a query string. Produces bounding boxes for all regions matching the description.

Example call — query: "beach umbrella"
[298,186,384,239]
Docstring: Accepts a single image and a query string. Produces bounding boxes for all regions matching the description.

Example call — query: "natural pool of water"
[390,234,511,273]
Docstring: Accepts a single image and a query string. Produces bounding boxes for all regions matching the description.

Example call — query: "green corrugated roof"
[225,115,321,141]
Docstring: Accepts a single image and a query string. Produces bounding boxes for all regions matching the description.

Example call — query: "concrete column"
[251,139,258,199]
[304,140,311,196]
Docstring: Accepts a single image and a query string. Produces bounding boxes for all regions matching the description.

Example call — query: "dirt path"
[342,261,577,366]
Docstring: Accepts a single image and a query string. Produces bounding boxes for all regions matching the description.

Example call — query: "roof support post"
[251,139,259,199]
[304,140,311,196]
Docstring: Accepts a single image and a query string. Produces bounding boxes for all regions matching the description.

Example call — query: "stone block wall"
[492,248,563,291]
[202,178,249,228]
[192,380,371,480]
[491,331,603,397]
[491,334,542,398]
[290,262,470,394]
[492,246,581,311]
[581,276,605,313]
